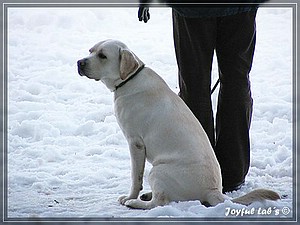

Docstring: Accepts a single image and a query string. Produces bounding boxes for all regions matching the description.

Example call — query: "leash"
[116,64,219,94]
[211,78,220,95]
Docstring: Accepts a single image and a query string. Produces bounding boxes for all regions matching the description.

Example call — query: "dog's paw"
[124,199,153,209]
[124,199,141,209]
[118,195,132,205]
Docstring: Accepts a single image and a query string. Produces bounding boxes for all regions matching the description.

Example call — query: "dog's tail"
[232,189,280,206]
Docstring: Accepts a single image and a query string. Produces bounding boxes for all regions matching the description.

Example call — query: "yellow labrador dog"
[77,39,280,209]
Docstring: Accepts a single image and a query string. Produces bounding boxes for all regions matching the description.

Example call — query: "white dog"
[77,39,280,209]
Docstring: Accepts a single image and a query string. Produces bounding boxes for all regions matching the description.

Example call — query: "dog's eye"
[98,52,107,59]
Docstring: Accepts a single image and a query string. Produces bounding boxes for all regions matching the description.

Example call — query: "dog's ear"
[119,49,144,80]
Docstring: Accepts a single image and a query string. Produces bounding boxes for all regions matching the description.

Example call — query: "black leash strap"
[211,78,220,95]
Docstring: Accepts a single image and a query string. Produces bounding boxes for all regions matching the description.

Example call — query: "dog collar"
[115,65,145,90]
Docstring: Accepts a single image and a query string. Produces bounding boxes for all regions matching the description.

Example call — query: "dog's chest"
[114,94,154,136]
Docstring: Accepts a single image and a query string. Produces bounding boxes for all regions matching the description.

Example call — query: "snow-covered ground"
[6,6,294,221]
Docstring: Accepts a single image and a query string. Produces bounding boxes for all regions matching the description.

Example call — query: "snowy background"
[7,6,294,221]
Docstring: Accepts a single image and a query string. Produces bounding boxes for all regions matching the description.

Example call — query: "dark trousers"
[172,10,256,190]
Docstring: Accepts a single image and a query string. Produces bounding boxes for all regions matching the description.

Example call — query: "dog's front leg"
[119,139,146,205]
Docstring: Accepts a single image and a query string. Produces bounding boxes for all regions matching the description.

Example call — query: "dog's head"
[77,39,144,92]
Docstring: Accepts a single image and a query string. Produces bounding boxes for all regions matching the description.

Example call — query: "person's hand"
[138,6,150,23]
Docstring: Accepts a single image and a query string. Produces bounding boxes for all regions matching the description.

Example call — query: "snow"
[6,5,294,221]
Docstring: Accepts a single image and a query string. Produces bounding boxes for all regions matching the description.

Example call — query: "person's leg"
[172,10,216,146]
[215,10,257,192]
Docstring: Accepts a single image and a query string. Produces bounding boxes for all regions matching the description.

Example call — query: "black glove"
[138,6,150,23]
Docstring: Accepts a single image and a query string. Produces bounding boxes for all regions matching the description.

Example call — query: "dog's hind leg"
[203,190,226,207]
[140,192,152,201]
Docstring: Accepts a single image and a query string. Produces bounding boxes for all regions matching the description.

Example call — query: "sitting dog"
[77,39,280,209]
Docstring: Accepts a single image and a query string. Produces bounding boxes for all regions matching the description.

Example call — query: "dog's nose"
[77,58,88,76]
[77,59,87,68]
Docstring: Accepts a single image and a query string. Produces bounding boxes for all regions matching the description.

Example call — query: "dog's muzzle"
[77,58,87,76]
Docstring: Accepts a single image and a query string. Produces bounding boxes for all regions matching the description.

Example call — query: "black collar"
[115,65,145,90]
